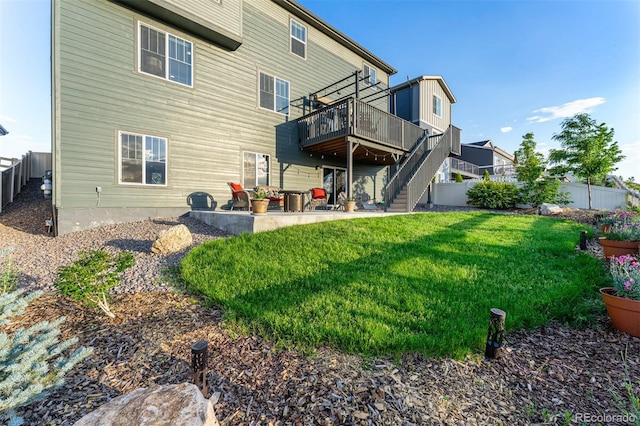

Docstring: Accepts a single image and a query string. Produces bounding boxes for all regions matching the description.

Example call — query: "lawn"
[180,212,609,358]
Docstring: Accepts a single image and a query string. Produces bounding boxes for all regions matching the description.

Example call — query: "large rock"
[539,203,563,215]
[74,383,219,426]
[151,224,192,255]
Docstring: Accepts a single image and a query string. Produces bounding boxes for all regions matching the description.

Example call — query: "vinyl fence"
[426,180,629,211]
[0,151,52,213]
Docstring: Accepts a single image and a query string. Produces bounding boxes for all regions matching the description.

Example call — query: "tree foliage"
[548,113,624,209]
[1,290,93,425]
[455,172,464,183]
[515,133,569,207]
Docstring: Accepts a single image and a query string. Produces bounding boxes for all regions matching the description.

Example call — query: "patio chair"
[228,182,252,211]
[308,187,329,210]
[358,193,378,211]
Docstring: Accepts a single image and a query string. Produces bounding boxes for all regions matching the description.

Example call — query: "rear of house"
[52,0,401,234]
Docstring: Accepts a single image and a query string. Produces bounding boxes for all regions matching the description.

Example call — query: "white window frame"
[363,64,377,86]
[118,131,168,186]
[290,18,307,59]
[258,71,290,116]
[433,94,442,117]
[138,21,193,87]
[242,151,271,188]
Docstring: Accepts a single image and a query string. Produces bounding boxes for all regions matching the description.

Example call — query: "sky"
[1,0,639,180]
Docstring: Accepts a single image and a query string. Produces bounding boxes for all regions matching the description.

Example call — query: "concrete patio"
[190,209,399,235]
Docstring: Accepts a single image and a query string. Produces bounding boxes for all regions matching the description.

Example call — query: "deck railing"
[450,158,480,176]
[297,97,425,152]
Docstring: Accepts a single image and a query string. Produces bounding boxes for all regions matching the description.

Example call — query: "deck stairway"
[384,125,461,212]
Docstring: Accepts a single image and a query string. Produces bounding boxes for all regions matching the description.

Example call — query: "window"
[119,132,167,185]
[243,152,270,188]
[139,22,193,87]
[259,71,289,115]
[363,64,376,85]
[290,19,307,59]
[433,95,442,117]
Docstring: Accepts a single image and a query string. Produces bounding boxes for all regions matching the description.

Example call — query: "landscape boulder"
[539,203,563,215]
[151,224,192,255]
[74,383,220,426]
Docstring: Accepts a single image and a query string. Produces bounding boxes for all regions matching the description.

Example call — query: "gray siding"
[53,0,391,232]
[418,79,451,132]
[161,0,243,38]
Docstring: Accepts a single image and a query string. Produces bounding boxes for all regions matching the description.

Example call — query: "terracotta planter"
[251,199,269,215]
[598,237,639,259]
[344,201,356,212]
[600,288,640,338]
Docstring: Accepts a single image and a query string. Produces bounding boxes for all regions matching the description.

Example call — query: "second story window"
[363,64,376,85]
[433,95,442,117]
[259,71,289,115]
[290,19,307,59]
[139,22,193,87]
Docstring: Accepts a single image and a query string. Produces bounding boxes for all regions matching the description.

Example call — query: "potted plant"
[598,221,640,258]
[599,209,638,234]
[600,254,640,337]
[250,187,269,215]
[344,197,356,213]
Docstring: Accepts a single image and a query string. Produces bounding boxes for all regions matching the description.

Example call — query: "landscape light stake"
[191,340,209,397]
[580,230,587,250]
[485,308,506,359]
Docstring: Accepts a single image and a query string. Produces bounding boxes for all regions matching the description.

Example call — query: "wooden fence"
[0,151,52,213]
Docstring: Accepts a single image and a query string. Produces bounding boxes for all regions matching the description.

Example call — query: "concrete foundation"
[190,210,394,235]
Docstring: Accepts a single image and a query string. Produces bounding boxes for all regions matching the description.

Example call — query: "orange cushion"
[230,182,243,192]
[311,188,326,199]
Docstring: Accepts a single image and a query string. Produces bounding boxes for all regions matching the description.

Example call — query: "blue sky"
[1,0,639,180]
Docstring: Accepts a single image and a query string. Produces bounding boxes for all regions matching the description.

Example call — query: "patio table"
[279,190,307,212]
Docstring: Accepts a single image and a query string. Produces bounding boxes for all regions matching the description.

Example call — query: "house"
[52,0,460,234]
[389,75,465,183]
[455,140,516,178]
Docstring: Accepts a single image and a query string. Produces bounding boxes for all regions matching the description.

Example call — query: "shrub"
[467,181,519,209]
[0,248,18,295]
[519,177,570,208]
[455,172,464,183]
[482,170,490,181]
[1,290,93,426]
[54,248,135,319]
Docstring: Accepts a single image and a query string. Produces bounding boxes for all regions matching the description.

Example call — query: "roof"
[389,75,456,103]
[466,140,492,147]
[275,0,397,76]
[0,124,8,136]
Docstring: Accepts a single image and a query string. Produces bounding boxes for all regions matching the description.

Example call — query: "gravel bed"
[1,180,229,294]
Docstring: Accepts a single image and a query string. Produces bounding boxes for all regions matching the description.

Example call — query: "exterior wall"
[418,79,451,133]
[53,0,391,233]
[160,0,243,38]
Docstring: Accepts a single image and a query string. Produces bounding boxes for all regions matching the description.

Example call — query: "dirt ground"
[3,183,639,425]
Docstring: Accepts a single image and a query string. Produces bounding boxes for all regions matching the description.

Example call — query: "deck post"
[346,139,353,198]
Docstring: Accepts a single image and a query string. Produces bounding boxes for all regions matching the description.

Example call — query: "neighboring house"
[52,0,460,234]
[389,76,463,184]
[0,124,7,136]
[455,140,516,177]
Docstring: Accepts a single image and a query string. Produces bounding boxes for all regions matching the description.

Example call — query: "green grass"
[180,212,610,358]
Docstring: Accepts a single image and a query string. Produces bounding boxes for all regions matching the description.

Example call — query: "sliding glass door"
[322,167,346,206]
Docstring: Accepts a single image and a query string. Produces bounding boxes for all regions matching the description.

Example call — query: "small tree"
[1,279,92,426]
[455,172,464,182]
[54,248,135,319]
[515,133,569,207]
[482,170,490,181]
[548,113,625,209]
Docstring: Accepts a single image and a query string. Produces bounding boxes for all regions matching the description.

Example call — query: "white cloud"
[500,126,513,133]
[0,114,16,123]
[526,97,606,123]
